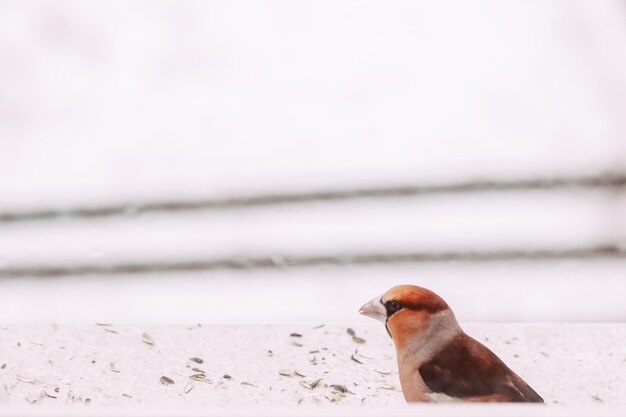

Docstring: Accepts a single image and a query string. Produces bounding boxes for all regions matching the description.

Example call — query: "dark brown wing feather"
[419,334,543,403]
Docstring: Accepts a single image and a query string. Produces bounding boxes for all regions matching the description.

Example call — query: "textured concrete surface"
[0,323,624,408]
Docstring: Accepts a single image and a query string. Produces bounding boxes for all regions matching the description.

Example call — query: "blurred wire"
[1,244,624,278]
[0,172,625,224]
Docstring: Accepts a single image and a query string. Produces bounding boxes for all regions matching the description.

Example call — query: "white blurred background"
[0,0,625,323]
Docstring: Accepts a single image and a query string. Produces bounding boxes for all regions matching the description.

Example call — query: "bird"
[359,284,543,403]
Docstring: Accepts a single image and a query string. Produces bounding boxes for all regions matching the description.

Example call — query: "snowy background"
[1,0,626,323]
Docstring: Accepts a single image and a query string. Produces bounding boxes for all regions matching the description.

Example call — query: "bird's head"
[359,285,455,349]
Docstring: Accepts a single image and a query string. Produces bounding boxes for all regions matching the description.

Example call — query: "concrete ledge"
[0,324,624,409]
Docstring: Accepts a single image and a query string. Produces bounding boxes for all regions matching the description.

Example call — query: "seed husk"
[96,323,112,327]
[350,355,363,365]
[380,383,396,390]
[291,339,303,347]
[313,324,325,329]
[330,384,347,393]
[189,357,204,364]
[17,375,37,384]
[300,378,322,390]
[110,363,120,373]
[374,369,391,375]
[184,381,194,393]
[289,333,302,337]
[191,367,205,373]
[241,381,257,387]
[352,336,366,344]
[223,374,232,379]
[142,333,155,346]
[160,376,175,385]
[294,370,307,377]
[346,328,356,336]
[103,328,119,334]
[279,369,294,376]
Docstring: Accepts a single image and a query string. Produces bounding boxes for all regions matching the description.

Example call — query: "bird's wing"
[418,334,543,403]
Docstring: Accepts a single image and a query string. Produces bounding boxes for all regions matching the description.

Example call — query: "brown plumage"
[359,285,543,403]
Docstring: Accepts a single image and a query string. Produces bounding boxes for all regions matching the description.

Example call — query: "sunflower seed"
[350,355,363,365]
[289,333,302,337]
[184,381,194,393]
[325,391,344,402]
[330,384,347,393]
[17,375,37,384]
[241,381,257,387]
[223,374,232,379]
[313,324,325,329]
[142,333,155,346]
[352,337,366,344]
[160,376,175,385]
[346,328,355,336]
[294,370,307,377]
[300,379,322,390]
[279,369,294,376]
[374,369,391,375]
[380,384,396,390]
[191,367,205,373]
[189,357,204,364]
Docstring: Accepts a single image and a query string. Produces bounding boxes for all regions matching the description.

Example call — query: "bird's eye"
[385,300,403,316]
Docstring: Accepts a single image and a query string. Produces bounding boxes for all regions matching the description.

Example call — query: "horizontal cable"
[1,172,625,224]
[1,244,624,278]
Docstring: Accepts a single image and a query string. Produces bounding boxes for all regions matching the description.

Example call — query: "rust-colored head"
[359,285,450,348]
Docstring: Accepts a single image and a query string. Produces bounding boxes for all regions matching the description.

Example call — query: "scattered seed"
[313,324,325,329]
[300,379,322,390]
[330,384,348,393]
[591,395,603,403]
[325,391,344,402]
[268,350,273,357]
[223,374,232,379]
[294,370,307,377]
[160,376,175,385]
[540,352,550,358]
[190,374,210,383]
[17,375,37,384]
[279,369,294,376]
[96,323,112,327]
[0,363,5,369]
[122,393,133,398]
[309,350,319,354]
[191,367,205,373]
[290,333,302,338]
[184,381,194,393]
[380,384,396,390]
[142,333,155,346]
[29,340,44,346]
[347,328,356,336]
[241,382,257,387]
[110,363,120,373]
[309,354,316,363]
[374,369,391,375]
[26,391,46,404]
[350,355,363,365]
[353,337,366,344]
[291,339,303,347]
[103,328,119,334]
[44,391,57,399]
[189,357,204,364]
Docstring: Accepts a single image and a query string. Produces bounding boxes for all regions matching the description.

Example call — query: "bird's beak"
[359,295,387,324]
